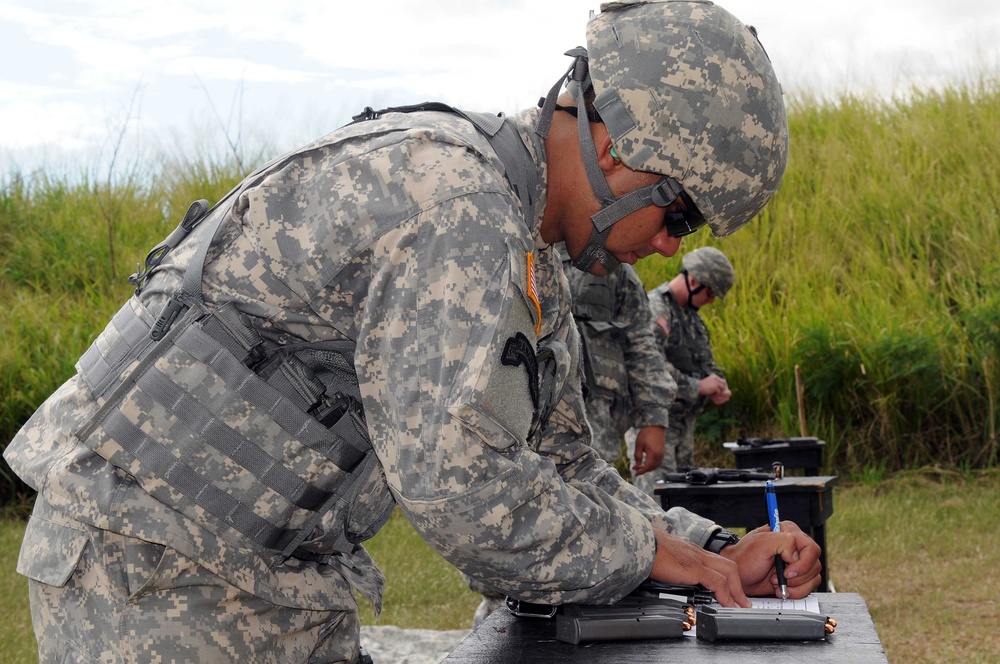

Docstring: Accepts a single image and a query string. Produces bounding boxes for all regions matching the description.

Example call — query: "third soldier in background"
[629,247,735,495]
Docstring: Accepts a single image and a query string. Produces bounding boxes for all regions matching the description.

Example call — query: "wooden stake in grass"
[795,364,808,437]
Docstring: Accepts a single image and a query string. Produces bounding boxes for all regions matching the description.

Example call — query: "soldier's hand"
[719,523,823,599]
[698,374,728,398]
[708,385,732,405]
[632,426,665,475]
[649,529,751,608]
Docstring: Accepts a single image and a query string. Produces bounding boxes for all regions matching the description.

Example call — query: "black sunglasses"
[650,178,707,238]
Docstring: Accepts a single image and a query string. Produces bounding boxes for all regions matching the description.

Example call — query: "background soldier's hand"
[699,374,732,405]
[719,523,823,599]
[708,385,732,405]
[649,530,751,608]
[632,426,665,475]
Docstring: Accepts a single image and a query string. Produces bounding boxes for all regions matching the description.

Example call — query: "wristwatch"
[705,528,741,554]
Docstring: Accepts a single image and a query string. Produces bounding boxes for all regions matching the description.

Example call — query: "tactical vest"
[667,332,708,378]
[656,290,707,379]
[568,270,628,400]
[571,272,616,327]
[664,317,709,379]
[72,105,540,568]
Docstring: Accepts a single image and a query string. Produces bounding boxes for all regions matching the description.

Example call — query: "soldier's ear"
[596,134,622,173]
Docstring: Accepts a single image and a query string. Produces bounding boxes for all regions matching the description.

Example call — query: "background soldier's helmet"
[682,246,735,298]
[587,0,789,237]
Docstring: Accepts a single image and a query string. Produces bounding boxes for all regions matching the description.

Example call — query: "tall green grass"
[2,77,999,502]
[636,77,1000,475]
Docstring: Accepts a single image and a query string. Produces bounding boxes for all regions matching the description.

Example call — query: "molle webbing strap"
[76,299,156,397]
[91,319,370,556]
[197,302,264,364]
[100,409,301,553]
[134,366,334,512]
[173,326,370,468]
[76,301,372,557]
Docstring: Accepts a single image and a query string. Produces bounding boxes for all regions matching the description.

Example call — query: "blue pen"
[765,480,789,600]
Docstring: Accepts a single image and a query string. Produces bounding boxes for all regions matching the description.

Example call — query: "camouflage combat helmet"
[590,0,788,238]
[535,0,787,274]
[682,246,734,298]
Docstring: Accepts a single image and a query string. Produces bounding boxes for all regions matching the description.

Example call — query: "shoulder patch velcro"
[501,332,539,409]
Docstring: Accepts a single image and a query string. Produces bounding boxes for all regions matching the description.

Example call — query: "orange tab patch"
[526,252,542,335]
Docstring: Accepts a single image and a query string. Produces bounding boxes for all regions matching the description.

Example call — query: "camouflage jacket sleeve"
[618,265,674,429]
[678,311,723,402]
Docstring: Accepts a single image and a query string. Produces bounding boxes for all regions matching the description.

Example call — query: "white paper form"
[749,594,821,613]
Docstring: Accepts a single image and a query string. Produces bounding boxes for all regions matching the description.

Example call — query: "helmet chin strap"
[683,270,706,311]
[536,48,676,275]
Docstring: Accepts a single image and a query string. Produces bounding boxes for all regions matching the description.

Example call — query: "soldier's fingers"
[700,555,751,608]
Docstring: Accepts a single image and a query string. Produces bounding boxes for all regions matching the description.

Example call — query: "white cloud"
[161,57,320,84]
[0,96,103,150]
[2,0,1000,171]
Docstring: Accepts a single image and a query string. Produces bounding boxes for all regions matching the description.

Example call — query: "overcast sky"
[2,0,999,175]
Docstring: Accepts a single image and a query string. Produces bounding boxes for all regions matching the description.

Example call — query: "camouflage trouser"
[582,394,628,465]
[664,411,696,474]
[626,411,695,497]
[461,572,505,629]
[21,500,366,664]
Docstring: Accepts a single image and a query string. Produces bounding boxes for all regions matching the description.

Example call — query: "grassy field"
[2,470,998,663]
[3,78,1000,503]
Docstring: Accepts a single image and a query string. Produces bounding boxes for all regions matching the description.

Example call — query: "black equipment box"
[727,437,825,476]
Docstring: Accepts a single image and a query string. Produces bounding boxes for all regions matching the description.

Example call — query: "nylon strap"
[135,365,333,511]
[101,408,299,552]
[173,326,369,468]
[77,299,156,398]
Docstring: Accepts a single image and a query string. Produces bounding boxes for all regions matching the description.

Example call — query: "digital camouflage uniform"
[5,106,721,663]
[8,0,790,656]
[561,248,675,464]
[639,282,724,487]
